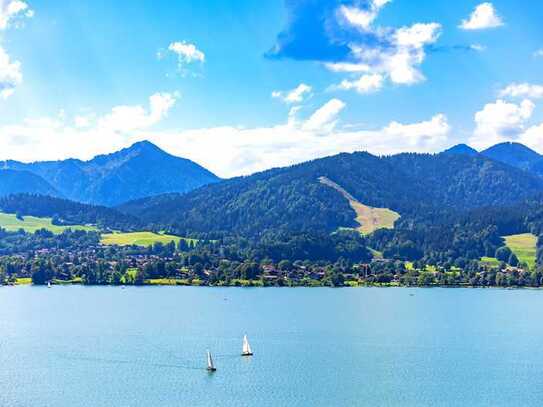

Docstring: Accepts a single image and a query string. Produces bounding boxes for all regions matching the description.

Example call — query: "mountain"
[6,141,220,206]
[481,142,542,171]
[0,170,59,197]
[119,151,543,238]
[442,144,479,157]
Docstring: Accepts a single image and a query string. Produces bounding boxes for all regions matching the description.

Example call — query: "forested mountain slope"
[0,170,59,198]
[6,141,219,206]
[481,142,542,171]
[119,152,543,238]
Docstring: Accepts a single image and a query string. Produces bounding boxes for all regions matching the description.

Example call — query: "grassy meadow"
[480,256,501,267]
[504,233,537,270]
[100,231,196,247]
[0,212,96,234]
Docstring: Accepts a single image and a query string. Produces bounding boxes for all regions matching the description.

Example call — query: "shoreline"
[4,281,543,290]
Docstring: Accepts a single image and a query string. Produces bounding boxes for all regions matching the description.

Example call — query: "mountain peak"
[481,142,541,170]
[442,144,478,156]
[127,140,162,153]
[3,141,219,206]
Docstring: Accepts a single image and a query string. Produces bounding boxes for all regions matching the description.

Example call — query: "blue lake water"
[1,286,543,406]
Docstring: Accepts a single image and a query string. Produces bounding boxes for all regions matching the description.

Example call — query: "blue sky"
[1,0,543,177]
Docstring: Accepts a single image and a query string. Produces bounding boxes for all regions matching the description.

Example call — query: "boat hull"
[241,352,253,356]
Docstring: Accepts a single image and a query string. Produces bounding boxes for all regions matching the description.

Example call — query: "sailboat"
[242,335,253,356]
[47,281,52,288]
[206,350,216,372]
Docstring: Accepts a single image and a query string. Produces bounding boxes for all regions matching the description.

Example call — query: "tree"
[495,246,512,262]
[31,260,53,285]
[134,269,146,285]
[508,253,519,267]
[278,260,292,272]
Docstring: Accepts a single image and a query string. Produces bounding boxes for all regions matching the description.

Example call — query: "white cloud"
[338,0,391,31]
[330,3,441,92]
[383,114,450,148]
[0,0,32,30]
[74,115,92,128]
[0,93,178,165]
[518,123,543,151]
[302,98,346,133]
[0,95,452,177]
[97,92,177,133]
[469,99,534,149]
[272,83,312,104]
[0,45,21,99]
[167,41,205,63]
[335,73,384,94]
[470,44,486,52]
[499,83,543,99]
[534,49,543,58]
[460,3,503,30]
[0,1,32,99]
[161,41,205,76]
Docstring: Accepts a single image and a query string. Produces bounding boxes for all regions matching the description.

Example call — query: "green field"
[100,231,195,247]
[504,233,537,270]
[480,257,501,267]
[0,212,96,234]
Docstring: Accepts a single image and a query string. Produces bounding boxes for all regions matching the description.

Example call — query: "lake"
[1,286,543,406]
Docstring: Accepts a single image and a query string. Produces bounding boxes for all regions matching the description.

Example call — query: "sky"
[1,0,543,177]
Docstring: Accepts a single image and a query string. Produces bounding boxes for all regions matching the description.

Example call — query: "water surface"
[1,286,542,406]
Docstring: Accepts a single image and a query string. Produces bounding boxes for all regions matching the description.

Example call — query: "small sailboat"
[206,350,216,372]
[242,335,253,356]
[47,281,52,288]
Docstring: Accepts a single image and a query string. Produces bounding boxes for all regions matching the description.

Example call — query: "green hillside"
[0,212,96,234]
[504,233,537,270]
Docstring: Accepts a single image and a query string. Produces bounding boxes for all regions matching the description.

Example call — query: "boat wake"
[58,354,205,371]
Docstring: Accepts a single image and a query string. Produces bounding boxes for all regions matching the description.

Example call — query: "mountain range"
[445,141,543,175]
[118,148,543,238]
[3,139,543,239]
[3,139,543,265]
[1,141,219,206]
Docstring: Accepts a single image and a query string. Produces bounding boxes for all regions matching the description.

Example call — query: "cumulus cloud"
[382,114,450,148]
[167,41,205,63]
[0,94,452,177]
[335,73,384,94]
[0,92,178,163]
[97,92,177,133]
[302,98,346,132]
[469,99,534,149]
[160,41,205,76]
[326,21,441,87]
[500,83,543,99]
[338,0,391,31]
[0,0,32,30]
[335,6,440,87]
[269,0,441,94]
[0,46,21,99]
[0,0,32,99]
[272,83,312,104]
[460,3,503,30]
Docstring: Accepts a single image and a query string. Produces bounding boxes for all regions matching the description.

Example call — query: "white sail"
[242,335,252,355]
[207,350,215,370]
